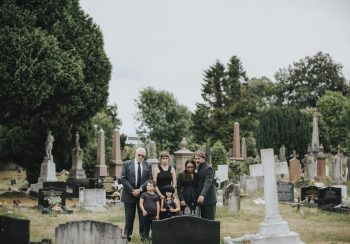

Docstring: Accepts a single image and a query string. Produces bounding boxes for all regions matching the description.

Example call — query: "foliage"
[228,157,259,183]
[317,91,350,153]
[275,52,350,108]
[0,0,111,182]
[192,56,257,150]
[135,87,193,153]
[256,107,311,160]
[246,76,279,108]
[211,141,228,170]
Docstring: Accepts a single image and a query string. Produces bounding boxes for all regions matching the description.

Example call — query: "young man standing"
[121,147,152,242]
[194,150,217,220]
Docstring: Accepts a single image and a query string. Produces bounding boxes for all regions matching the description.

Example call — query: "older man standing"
[121,147,152,242]
[194,150,217,220]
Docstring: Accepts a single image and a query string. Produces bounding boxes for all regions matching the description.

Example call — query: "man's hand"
[180,201,186,206]
[197,195,204,204]
[142,210,148,216]
[132,189,141,197]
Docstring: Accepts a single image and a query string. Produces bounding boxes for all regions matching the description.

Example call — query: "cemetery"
[1,1,350,244]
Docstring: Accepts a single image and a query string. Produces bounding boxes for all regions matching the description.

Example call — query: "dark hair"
[185,159,196,170]
[163,185,175,193]
[181,159,197,183]
[147,180,156,187]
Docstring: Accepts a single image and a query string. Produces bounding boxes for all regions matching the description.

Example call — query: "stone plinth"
[109,129,123,178]
[174,138,193,173]
[289,158,300,182]
[38,158,57,183]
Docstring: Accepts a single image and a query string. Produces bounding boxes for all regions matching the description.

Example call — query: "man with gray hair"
[194,150,217,220]
[121,147,152,242]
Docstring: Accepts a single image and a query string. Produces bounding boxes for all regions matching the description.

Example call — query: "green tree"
[211,141,228,170]
[275,52,350,108]
[193,56,256,149]
[256,107,311,160]
[136,87,193,153]
[317,91,350,153]
[0,0,111,182]
[246,76,279,108]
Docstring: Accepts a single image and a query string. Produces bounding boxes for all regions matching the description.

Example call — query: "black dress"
[177,172,199,216]
[156,165,173,196]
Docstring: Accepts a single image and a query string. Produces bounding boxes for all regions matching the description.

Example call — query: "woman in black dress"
[177,159,199,216]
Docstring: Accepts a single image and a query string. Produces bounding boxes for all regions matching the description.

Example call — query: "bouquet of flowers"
[47,195,62,212]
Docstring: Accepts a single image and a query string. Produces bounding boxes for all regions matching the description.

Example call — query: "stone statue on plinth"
[45,131,55,160]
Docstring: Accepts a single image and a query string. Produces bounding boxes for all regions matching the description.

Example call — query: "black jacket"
[177,172,198,203]
[196,162,217,205]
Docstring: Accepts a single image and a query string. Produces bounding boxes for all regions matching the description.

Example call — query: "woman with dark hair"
[153,151,176,200]
[177,159,199,216]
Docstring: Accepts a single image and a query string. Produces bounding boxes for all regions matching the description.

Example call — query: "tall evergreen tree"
[0,0,111,182]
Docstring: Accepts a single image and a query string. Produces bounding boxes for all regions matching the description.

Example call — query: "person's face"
[137,151,145,161]
[194,155,205,166]
[165,191,173,198]
[146,183,154,191]
[186,163,195,173]
[161,156,169,165]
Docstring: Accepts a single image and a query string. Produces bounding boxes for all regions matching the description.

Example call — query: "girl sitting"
[160,185,180,219]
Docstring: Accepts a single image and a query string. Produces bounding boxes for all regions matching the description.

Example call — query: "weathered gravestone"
[277,181,294,203]
[79,188,107,212]
[301,186,319,204]
[55,220,126,244]
[38,187,66,209]
[0,216,30,244]
[223,183,240,212]
[318,187,341,207]
[152,216,220,244]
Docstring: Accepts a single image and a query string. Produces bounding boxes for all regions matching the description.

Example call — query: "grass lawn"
[1,171,350,243]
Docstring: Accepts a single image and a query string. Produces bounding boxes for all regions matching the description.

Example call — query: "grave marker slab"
[301,186,320,204]
[38,187,66,209]
[0,216,30,244]
[152,216,220,244]
[318,187,341,207]
[277,181,294,202]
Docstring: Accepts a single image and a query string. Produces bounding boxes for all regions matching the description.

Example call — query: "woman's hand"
[142,210,148,216]
[180,201,186,206]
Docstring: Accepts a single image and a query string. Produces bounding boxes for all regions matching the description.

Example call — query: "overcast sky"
[80,0,350,135]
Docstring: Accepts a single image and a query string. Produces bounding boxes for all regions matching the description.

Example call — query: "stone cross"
[250,149,302,243]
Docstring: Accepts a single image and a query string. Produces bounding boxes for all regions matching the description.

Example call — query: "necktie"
[136,162,141,188]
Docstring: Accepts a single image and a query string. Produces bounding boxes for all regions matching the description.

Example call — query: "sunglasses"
[138,154,145,157]
[187,166,195,169]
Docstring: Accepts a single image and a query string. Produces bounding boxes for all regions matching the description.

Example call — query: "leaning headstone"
[69,132,86,180]
[95,128,108,178]
[152,216,220,244]
[223,183,240,212]
[277,181,294,203]
[226,148,303,244]
[55,220,126,244]
[79,188,107,212]
[0,216,30,244]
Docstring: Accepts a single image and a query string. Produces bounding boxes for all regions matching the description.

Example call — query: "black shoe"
[127,236,131,242]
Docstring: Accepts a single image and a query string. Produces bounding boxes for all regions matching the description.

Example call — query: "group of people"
[120,147,217,242]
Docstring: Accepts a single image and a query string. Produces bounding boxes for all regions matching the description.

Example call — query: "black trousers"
[124,201,144,237]
[199,204,216,220]
[143,214,156,238]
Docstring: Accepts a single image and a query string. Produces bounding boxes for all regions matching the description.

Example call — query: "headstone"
[332,185,348,199]
[95,128,108,178]
[311,111,320,153]
[69,132,86,180]
[318,187,341,207]
[174,138,193,173]
[80,189,107,212]
[55,220,126,244]
[289,157,300,182]
[152,216,220,244]
[223,183,240,212]
[240,175,264,194]
[232,122,242,160]
[244,148,303,243]
[301,186,319,204]
[241,137,247,160]
[215,165,229,183]
[109,129,123,178]
[279,145,286,162]
[38,187,66,209]
[277,181,294,202]
[332,152,343,184]
[0,216,30,244]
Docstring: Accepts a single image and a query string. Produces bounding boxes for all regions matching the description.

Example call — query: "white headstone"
[216,165,229,183]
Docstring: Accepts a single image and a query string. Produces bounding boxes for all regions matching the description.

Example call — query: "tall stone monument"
[146,140,160,172]
[109,129,123,178]
[174,138,193,173]
[232,122,242,160]
[241,137,247,160]
[311,111,320,154]
[95,128,108,178]
[69,132,86,179]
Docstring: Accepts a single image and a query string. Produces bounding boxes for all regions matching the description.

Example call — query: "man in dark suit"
[194,150,217,220]
[121,147,152,242]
